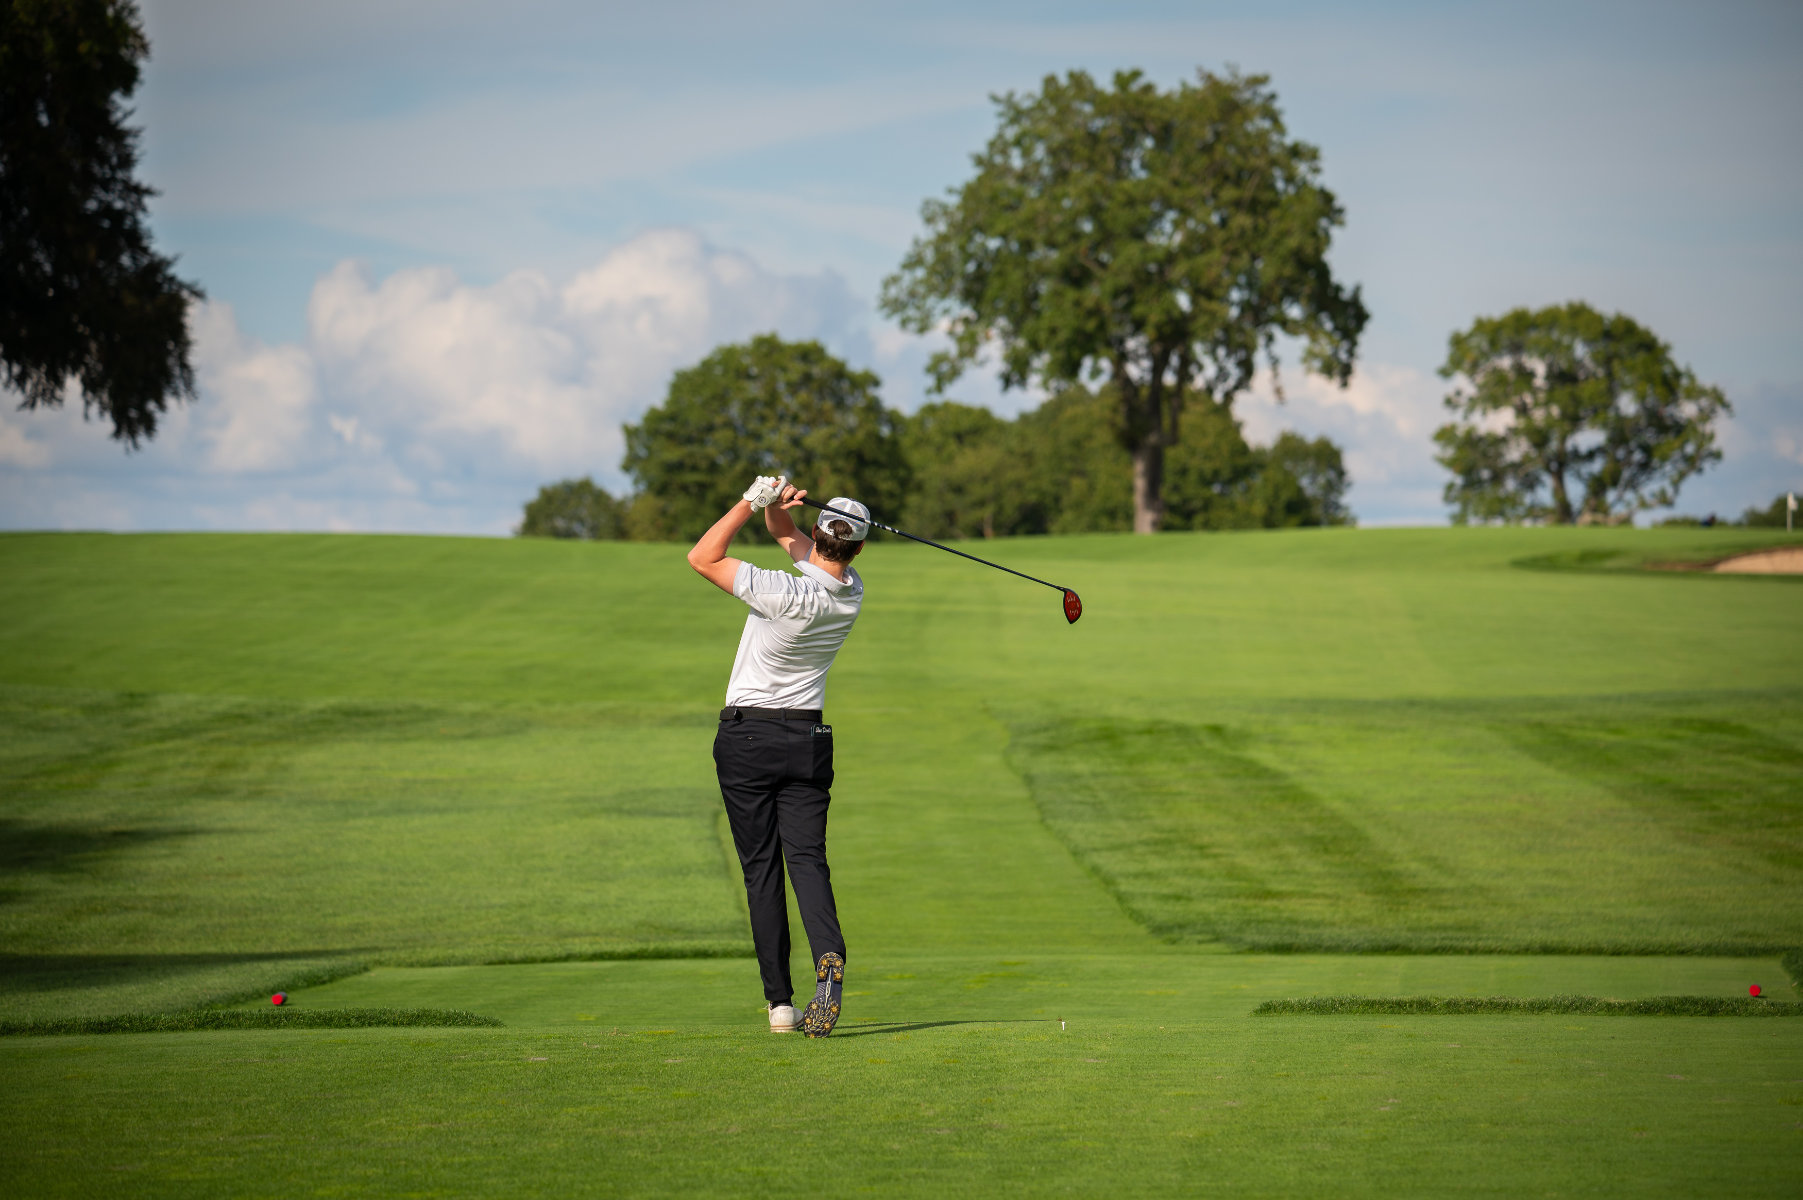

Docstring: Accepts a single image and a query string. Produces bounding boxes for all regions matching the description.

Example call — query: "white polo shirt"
[724,558,864,710]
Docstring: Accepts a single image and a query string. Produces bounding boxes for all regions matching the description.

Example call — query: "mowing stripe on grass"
[1005,699,1803,956]
[0,1007,503,1036]
[474,943,753,965]
[1254,995,1803,1016]
[1512,542,1803,577]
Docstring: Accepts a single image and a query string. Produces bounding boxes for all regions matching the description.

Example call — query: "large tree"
[1434,303,1730,525]
[622,335,908,540]
[880,67,1366,532]
[2,0,200,447]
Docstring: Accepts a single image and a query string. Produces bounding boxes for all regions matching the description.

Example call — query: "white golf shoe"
[767,1003,801,1033]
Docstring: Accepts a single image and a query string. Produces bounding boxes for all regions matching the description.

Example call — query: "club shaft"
[805,500,1069,595]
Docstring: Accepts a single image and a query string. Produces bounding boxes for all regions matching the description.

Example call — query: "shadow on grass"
[1,1007,503,1036]
[831,1019,1060,1038]
[0,818,202,882]
[1512,544,1803,581]
[0,951,367,996]
[1255,995,1803,1016]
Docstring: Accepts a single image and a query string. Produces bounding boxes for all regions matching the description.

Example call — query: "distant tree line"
[1655,494,1797,529]
[10,35,1741,531]
[517,334,1349,542]
[1737,495,1798,528]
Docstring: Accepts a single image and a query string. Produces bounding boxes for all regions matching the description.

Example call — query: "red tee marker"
[1749,984,1762,998]
[271,992,287,1006]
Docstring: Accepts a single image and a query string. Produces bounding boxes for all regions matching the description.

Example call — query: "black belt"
[720,706,823,723]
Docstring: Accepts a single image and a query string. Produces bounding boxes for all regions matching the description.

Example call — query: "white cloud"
[1236,362,1449,525]
[6,226,1786,534]
[193,302,319,472]
[1674,381,1803,520]
[310,260,593,471]
[306,229,861,484]
[0,229,865,532]
[1777,432,1803,469]
[0,413,51,469]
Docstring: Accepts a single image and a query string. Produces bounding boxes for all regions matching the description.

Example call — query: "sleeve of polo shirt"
[732,562,804,620]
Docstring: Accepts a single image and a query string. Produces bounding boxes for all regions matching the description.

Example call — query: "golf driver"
[802,496,1083,624]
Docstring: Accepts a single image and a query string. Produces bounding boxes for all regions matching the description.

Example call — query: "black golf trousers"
[713,715,846,1006]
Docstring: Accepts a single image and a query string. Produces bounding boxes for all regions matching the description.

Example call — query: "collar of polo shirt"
[797,558,860,594]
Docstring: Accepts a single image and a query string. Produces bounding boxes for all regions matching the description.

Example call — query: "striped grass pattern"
[0,1008,504,1037]
[1254,995,1803,1017]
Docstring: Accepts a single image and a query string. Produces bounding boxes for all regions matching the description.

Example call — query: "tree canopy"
[1,0,201,446]
[880,67,1366,532]
[517,477,627,540]
[534,346,1350,542]
[621,335,909,540]
[891,386,1350,540]
[896,400,1023,539]
[1164,408,1349,531]
[1738,493,1797,529]
[1433,303,1730,525]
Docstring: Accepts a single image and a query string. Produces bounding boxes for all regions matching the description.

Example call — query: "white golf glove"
[742,475,787,511]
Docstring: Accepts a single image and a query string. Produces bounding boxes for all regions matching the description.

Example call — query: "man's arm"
[687,501,754,594]
[764,483,813,564]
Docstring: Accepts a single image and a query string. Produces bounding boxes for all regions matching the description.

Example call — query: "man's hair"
[812,519,863,563]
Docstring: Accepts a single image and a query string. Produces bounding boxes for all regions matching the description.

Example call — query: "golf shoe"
[802,952,844,1037]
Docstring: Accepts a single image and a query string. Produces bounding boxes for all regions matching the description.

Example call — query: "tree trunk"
[1132,434,1164,533]
[1117,369,1167,533]
[1548,463,1574,524]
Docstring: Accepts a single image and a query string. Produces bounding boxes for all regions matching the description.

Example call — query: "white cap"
[818,497,871,542]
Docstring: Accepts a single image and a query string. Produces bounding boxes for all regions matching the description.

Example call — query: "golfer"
[687,475,869,1037]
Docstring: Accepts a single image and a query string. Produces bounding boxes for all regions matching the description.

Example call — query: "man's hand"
[742,475,787,511]
[765,482,813,563]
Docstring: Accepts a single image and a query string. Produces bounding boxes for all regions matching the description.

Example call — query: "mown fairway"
[1,526,1800,1196]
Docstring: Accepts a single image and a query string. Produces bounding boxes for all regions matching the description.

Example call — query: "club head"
[1062,589,1083,624]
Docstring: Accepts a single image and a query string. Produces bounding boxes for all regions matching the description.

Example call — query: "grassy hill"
[1,526,1800,1196]
[2,526,1797,979]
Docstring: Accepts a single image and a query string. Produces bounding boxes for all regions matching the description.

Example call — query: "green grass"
[0,952,372,1024]
[1007,692,1803,953]
[1513,532,1803,575]
[1,525,1800,1196]
[1255,996,1803,1016]
[0,687,749,980]
[0,1007,503,1036]
[249,951,1788,1027]
[10,953,1799,1195]
[8,1018,1797,1197]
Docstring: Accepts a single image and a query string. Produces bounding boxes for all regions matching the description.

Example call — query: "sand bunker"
[1712,546,1803,574]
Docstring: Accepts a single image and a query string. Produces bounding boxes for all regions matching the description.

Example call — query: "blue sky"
[3,0,1798,531]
